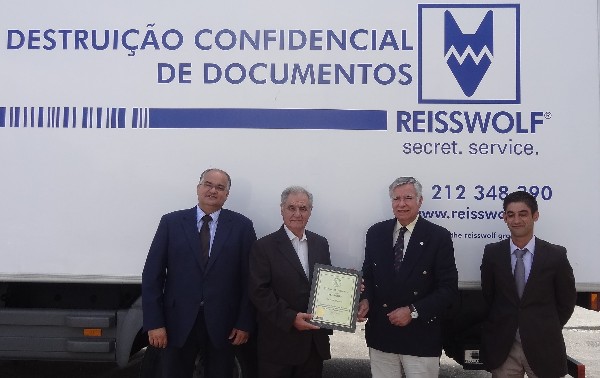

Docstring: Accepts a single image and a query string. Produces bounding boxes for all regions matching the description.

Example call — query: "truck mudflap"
[115,296,144,367]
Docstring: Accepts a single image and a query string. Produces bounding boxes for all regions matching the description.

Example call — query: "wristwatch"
[409,304,419,319]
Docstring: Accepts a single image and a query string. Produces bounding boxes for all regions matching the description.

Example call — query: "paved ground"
[0,307,598,377]
[562,307,600,377]
[325,327,491,378]
[325,306,600,377]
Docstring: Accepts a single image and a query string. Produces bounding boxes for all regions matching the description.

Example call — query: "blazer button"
[382,303,388,308]
[413,291,418,296]
[423,270,427,275]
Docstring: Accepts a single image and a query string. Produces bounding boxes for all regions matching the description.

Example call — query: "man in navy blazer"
[358,177,458,377]
[249,186,332,378]
[142,168,257,378]
[481,191,576,377]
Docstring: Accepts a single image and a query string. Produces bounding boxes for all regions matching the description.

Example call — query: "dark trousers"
[161,308,234,378]
[259,342,324,378]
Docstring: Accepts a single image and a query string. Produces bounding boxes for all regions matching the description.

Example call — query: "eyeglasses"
[201,181,227,192]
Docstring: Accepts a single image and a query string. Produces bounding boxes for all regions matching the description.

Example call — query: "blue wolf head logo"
[444,10,493,97]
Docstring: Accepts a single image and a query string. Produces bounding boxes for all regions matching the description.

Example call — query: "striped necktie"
[394,226,408,272]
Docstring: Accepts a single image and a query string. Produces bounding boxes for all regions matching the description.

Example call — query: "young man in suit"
[358,177,458,377]
[142,168,257,378]
[249,186,332,378]
[481,191,576,377]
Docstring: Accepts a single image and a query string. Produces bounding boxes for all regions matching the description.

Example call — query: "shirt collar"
[196,206,221,224]
[283,224,307,241]
[510,236,536,256]
[395,215,419,234]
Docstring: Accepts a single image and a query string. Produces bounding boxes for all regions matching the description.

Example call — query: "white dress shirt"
[284,225,309,277]
[510,236,536,283]
[392,215,419,251]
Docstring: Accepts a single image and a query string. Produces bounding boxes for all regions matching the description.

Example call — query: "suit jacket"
[361,216,458,357]
[480,237,576,377]
[248,226,332,365]
[142,207,257,348]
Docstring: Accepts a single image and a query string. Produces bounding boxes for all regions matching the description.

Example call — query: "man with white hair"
[249,186,332,378]
[358,176,458,378]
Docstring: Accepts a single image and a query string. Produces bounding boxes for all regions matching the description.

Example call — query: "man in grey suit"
[249,186,332,378]
[481,191,576,377]
[142,168,257,378]
[358,176,458,378]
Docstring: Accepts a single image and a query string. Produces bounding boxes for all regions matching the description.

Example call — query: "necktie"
[514,248,527,298]
[514,248,527,342]
[200,214,212,268]
[394,226,408,272]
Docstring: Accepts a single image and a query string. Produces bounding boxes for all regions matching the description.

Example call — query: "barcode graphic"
[0,107,133,129]
[1,107,386,131]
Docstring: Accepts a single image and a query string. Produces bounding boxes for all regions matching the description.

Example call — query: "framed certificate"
[308,264,362,332]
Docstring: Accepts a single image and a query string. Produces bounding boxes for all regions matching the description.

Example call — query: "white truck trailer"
[1,1,599,376]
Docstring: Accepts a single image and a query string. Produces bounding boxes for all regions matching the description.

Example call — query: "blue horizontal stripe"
[148,108,386,131]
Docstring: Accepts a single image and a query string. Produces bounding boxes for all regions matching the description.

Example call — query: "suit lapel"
[206,209,232,272]
[306,231,321,282]
[395,217,428,282]
[522,237,547,301]
[379,219,397,264]
[276,226,309,282]
[496,239,520,301]
[181,207,203,269]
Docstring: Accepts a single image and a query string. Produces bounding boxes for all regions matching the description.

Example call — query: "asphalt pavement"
[0,306,598,377]
[326,306,600,377]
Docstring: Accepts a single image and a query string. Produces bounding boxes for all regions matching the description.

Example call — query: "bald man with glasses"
[142,168,257,378]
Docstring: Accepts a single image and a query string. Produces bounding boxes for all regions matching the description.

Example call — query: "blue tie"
[394,227,408,272]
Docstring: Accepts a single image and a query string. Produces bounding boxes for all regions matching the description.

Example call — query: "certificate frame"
[307,263,362,332]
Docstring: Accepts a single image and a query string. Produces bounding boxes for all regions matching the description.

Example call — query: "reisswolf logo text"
[418,4,520,104]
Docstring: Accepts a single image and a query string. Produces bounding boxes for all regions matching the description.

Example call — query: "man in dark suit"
[142,168,257,378]
[358,176,458,377]
[481,191,576,377]
[249,186,332,378]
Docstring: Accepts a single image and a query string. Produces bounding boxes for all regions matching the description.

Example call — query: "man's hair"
[280,186,313,208]
[388,177,423,199]
[503,191,538,213]
[199,168,232,190]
